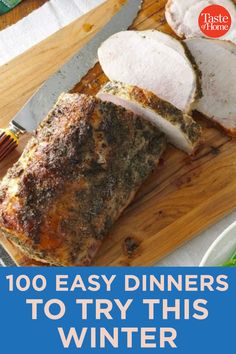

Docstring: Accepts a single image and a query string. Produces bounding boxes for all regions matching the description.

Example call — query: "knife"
[0,245,15,267]
[0,0,142,162]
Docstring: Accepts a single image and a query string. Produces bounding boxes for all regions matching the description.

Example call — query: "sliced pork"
[165,0,236,44]
[98,81,202,154]
[98,30,201,113]
[185,38,236,136]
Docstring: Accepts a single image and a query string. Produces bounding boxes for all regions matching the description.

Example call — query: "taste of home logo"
[198,4,232,38]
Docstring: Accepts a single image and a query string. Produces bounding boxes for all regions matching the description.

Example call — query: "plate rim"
[200,220,236,266]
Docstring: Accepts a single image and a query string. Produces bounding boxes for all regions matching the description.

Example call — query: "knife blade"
[0,0,142,162]
[0,245,15,267]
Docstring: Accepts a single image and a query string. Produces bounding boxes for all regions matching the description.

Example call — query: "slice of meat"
[140,29,186,55]
[98,30,201,112]
[185,38,236,136]
[98,81,202,154]
[0,93,166,266]
[133,30,202,102]
[165,0,236,43]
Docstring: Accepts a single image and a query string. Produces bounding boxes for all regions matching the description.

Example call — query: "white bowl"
[200,221,236,266]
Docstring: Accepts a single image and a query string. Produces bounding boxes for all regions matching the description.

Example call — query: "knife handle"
[0,122,25,162]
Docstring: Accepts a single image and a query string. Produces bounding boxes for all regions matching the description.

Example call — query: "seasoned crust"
[181,42,203,105]
[0,93,166,266]
[99,81,202,150]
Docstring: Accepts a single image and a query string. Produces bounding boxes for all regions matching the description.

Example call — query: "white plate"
[200,221,236,266]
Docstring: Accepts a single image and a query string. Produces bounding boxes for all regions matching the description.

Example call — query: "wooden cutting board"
[1,0,236,266]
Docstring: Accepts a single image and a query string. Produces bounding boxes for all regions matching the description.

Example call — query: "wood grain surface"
[1,0,236,266]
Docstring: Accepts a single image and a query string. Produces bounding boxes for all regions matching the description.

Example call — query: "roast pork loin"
[98,30,201,112]
[165,0,236,44]
[0,93,166,266]
[185,38,236,136]
[98,81,202,154]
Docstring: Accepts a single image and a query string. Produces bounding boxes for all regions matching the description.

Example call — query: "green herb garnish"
[222,250,236,266]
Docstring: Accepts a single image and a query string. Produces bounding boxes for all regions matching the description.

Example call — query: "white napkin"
[0,0,105,66]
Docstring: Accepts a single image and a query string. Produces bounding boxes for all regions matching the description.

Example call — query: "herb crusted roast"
[0,93,166,266]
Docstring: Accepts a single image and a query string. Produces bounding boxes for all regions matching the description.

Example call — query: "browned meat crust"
[0,93,166,266]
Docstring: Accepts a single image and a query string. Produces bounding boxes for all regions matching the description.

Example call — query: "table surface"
[0,0,235,266]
